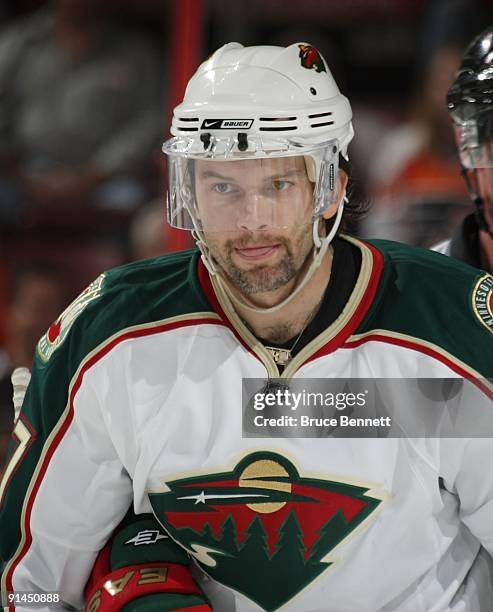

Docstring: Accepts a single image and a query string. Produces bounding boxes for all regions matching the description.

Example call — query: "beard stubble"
[206,226,314,294]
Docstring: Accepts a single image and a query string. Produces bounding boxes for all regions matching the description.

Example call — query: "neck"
[223,245,334,343]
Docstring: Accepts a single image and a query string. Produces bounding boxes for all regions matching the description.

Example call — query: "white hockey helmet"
[163,42,353,233]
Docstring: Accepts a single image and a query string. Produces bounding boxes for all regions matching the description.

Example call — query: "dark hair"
[325,156,371,236]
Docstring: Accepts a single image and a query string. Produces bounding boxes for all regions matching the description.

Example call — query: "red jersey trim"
[197,257,257,358]
[299,239,384,368]
[344,332,493,399]
[0,415,37,511]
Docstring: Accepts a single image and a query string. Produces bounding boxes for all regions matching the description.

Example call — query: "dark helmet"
[447,27,493,153]
[448,27,493,236]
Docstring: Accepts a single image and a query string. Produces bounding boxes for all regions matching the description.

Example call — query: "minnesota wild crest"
[148,452,382,610]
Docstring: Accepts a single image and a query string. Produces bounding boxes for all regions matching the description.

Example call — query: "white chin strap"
[194,192,347,315]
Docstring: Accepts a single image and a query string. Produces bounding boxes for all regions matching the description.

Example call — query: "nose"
[237,191,273,232]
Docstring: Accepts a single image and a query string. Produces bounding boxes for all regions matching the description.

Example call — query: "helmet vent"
[259,116,298,131]
[310,121,334,128]
[259,126,297,131]
[259,116,297,121]
[176,116,200,132]
[308,111,332,119]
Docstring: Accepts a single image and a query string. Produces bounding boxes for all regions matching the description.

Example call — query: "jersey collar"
[197,235,384,377]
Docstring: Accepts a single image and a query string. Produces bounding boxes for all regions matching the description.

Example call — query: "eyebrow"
[198,170,235,180]
[198,169,305,181]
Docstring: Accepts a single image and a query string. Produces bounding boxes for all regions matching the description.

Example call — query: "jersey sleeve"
[84,510,211,612]
[0,296,133,610]
[440,437,493,556]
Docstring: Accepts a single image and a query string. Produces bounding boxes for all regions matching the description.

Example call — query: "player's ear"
[321,168,348,220]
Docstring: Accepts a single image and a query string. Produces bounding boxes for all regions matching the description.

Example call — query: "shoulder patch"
[472,274,493,335]
[37,273,106,361]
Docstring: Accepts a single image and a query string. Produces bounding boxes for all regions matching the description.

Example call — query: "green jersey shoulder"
[360,239,493,378]
[36,248,209,367]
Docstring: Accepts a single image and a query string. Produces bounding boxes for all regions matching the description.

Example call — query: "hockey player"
[434,27,493,272]
[1,42,493,611]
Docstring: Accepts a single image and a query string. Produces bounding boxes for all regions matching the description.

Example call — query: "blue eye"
[213,183,233,193]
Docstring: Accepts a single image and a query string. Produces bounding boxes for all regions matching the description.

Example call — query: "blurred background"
[1,0,493,467]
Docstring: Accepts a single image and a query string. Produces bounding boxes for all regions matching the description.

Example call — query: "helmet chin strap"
[198,192,347,315]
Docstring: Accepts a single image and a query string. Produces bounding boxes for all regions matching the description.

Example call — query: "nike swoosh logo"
[203,120,220,128]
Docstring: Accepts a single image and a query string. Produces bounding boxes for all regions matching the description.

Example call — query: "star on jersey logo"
[148,451,383,611]
[179,489,271,505]
[125,529,168,546]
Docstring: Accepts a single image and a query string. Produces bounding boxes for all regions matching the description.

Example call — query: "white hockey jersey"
[1,236,493,611]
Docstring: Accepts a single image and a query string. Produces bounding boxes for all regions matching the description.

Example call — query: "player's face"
[195,156,315,294]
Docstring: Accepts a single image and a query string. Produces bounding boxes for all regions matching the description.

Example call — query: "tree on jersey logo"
[148,452,382,610]
[298,44,326,73]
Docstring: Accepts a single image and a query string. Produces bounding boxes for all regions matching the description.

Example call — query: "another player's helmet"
[162,42,353,233]
[448,27,493,169]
